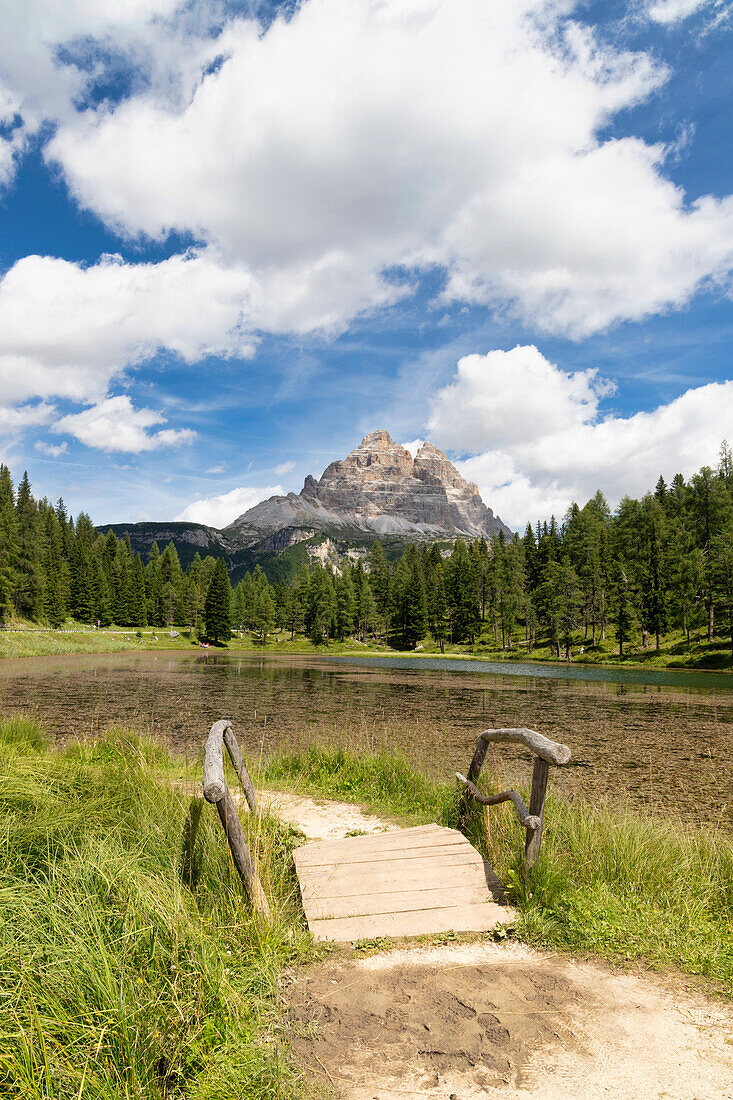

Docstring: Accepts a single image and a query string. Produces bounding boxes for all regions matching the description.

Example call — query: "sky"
[1,0,733,531]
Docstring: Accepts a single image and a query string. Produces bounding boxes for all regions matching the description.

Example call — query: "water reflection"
[0,651,730,823]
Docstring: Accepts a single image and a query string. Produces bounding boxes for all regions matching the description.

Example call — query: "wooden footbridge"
[202,720,571,943]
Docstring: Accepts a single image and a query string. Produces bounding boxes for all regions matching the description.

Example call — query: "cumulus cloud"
[0,250,257,406]
[428,345,733,527]
[19,0,731,340]
[53,395,196,453]
[176,484,284,528]
[0,402,55,432]
[401,439,425,458]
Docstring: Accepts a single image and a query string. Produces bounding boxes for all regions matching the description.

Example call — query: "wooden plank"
[296,840,469,869]
[305,883,491,920]
[294,823,515,943]
[300,866,494,906]
[308,902,515,943]
[294,823,454,862]
[299,851,488,889]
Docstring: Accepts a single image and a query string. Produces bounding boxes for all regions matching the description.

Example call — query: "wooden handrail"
[459,726,571,869]
[455,773,540,831]
[477,727,571,766]
[202,719,270,918]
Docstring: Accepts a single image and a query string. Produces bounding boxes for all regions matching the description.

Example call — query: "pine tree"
[130,557,148,627]
[391,544,427,649]
[0,466,19,623]
[43,508,66,626]
[14,471,44,619]
[204,558,231,643]
[305,563,337,643]
[335,568,356,640]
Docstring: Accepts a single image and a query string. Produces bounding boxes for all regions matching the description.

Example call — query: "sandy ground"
[266,794,733,1100]
[260,790,398,842]
[288,941,733,1100]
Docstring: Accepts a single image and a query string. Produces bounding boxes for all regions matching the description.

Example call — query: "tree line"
[3,443,733,655]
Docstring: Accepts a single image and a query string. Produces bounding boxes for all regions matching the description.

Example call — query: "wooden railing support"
[203,719,270,918]
[457,727,571,870]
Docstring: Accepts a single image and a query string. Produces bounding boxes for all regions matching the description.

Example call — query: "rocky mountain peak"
[227,429,509,539]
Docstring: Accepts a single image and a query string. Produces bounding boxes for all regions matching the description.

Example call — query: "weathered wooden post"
[203,719,270,918]
[456,727,571,870]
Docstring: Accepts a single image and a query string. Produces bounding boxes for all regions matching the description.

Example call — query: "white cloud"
[0,249,257,405]
[0,402,55,432]
[176,483,283,527]
[646,0,728,24]
[428,345,733,527]
[35,440,68,458]
[273,460,295,475]
[14,0,728,340]
[52,395,196,453]
[205,464,225,474]
[401,439,425,458]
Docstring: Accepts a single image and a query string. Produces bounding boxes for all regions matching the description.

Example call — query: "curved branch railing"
[202,719,270,917]
[457,727,571,869]
[454,773,540,831]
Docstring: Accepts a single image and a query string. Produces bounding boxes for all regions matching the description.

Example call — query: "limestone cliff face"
[228,430,509,539]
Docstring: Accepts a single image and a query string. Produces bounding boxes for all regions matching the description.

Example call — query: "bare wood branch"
[203,718,231,804]
[223,726,258,814]
[479,727,571,766]
[459,737,491,824]
[217,785,271,918]
[202,719,270,918]
[455,773,540,831]
[525,757,549,869]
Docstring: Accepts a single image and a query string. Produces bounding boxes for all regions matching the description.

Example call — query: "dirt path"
[266,794,733,1100]
[289,941,733,1099]
[260,790,399,842]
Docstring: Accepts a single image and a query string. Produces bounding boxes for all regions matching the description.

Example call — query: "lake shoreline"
[2,624,733,677]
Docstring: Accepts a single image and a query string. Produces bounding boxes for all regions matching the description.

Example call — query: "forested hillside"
[2,445,733,660]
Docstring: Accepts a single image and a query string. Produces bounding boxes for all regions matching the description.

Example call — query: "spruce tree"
[14,471,44,619]
[0,466,18,623]
[204,558,231,643]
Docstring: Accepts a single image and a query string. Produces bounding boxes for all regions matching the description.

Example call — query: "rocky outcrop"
[228,430,509,539]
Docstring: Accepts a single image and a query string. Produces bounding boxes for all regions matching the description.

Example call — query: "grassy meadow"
[2,713,731,1097]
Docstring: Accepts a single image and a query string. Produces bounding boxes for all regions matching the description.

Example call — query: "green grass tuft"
[0,718,312,1099]
[260,744,459,826]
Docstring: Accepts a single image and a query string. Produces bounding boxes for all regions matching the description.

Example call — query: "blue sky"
[1,0,732,529]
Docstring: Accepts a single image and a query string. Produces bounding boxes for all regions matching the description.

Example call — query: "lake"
[0,651,730,822]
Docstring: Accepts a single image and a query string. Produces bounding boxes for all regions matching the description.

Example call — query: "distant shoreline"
[2,623,731,676]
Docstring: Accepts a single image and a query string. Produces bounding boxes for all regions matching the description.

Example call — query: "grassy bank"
[5,619,733,672]
[0,628,137,659]
[261,745,733,992]
[0,716,313,1099]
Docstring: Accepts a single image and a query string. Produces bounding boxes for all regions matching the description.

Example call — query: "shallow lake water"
[0,651,731,823]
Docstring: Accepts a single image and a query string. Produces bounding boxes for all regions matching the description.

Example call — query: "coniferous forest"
[3,443,733,660]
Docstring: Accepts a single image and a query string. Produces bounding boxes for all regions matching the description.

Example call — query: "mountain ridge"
[99,430,510,582]
[227,429,509,541]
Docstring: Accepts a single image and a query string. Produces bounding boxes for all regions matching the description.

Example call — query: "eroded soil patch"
[289,941,733,1099]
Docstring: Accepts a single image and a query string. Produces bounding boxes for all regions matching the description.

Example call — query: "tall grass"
[0,630,136,659]
[0,717,312,1099]
[260,744,458,825]
[262,745,733,991]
